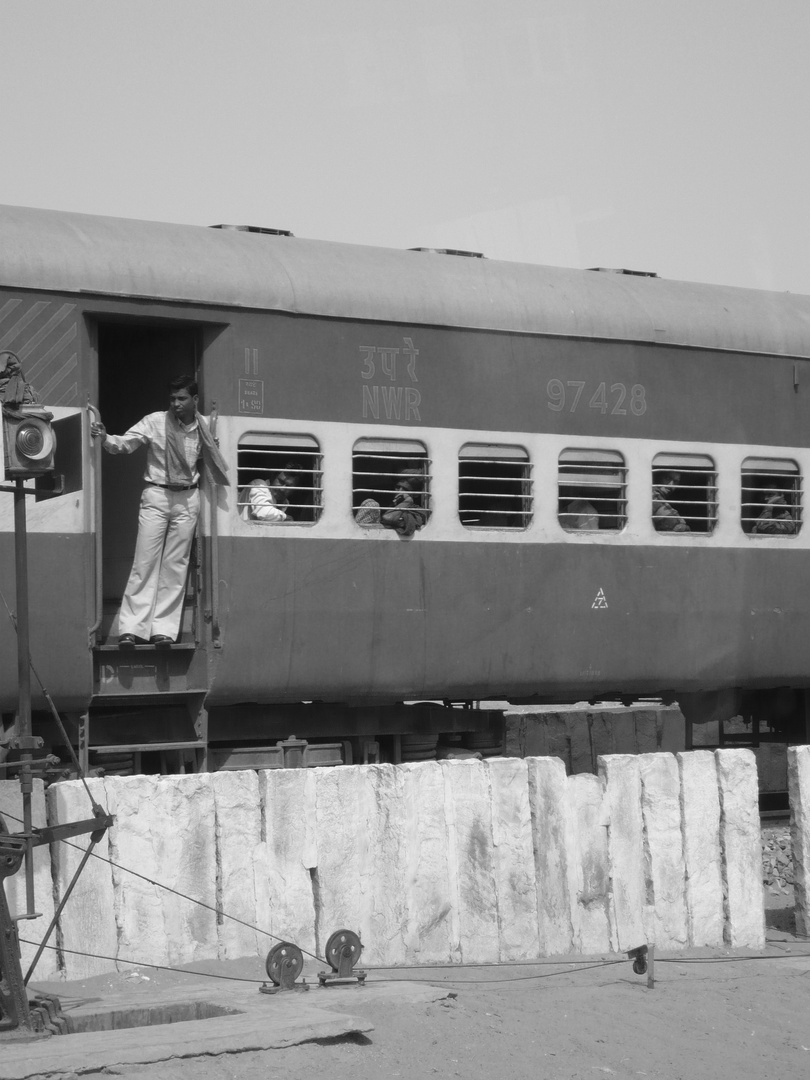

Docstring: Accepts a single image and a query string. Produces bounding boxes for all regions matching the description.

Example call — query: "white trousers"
[118,485,200,640]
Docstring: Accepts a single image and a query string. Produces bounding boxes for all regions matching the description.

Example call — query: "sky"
[2,0,810,293]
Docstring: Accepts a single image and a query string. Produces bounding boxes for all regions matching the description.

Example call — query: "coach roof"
[2,203,810,358]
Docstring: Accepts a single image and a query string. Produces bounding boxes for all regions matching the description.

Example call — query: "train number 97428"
[546,380,647,416]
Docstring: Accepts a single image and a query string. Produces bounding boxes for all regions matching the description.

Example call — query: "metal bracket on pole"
[626,944,655,988]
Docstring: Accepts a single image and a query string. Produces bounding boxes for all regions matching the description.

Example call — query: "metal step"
[92,643,208,698]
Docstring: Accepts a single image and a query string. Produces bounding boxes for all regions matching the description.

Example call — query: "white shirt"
[102,411,202,485]
[244,483,289,522]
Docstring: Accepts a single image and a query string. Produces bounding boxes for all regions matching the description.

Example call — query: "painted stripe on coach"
[210,417,810,550]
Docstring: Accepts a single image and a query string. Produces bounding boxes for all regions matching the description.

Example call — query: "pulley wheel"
[324,929,363,974]
[632,957,647,975]
[0,812,24,877]
[265,941,304,986]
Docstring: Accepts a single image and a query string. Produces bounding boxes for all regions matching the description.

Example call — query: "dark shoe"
[150,635,174,648]
[119,634,137,649]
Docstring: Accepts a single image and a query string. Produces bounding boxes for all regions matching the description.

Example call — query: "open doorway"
[96,321,200,638]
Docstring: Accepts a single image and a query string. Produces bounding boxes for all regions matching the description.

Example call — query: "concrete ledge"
[0,983,375,1079]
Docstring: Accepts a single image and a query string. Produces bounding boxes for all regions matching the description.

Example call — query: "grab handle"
[86,398,103,642]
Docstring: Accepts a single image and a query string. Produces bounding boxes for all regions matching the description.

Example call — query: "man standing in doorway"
[90,375,229,648]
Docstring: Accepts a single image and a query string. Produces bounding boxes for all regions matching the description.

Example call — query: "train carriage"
[1,203,810,775]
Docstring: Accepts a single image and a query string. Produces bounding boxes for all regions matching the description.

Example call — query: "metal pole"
[13,478,35,915]
[23,838,98,985]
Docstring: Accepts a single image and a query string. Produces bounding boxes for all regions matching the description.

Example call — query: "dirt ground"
[28,895,810,1080]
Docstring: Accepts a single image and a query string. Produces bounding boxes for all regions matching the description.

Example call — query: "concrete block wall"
[504,705,686,775]
[679,751,724,946]
[1,748,770,981]
[716,749,766,947]
[788,745,810,936]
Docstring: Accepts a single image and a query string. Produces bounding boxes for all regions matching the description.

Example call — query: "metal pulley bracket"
[626,943,655,987]
[0,814,27,881]
[318,929,367,987]
[259,942,309,995]
[26,993,69,1036]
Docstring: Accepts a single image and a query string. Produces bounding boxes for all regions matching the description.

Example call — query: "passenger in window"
[752,493,796,535]
[381,469,427,537]
[355,499,382,525]
[561,498,599,530]
[652,472,690,532]
[243,463,301,523]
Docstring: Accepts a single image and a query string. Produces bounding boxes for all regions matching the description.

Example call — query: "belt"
[146,481,198,491]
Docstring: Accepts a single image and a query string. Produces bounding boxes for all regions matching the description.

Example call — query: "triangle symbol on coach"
[592,589,608,609]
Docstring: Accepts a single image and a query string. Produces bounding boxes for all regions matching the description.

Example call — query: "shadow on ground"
[765,905,796,935]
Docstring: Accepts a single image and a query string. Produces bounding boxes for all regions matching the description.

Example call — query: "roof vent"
[587,267,658,278]
[409,247,485,259]
[210,224,294,237]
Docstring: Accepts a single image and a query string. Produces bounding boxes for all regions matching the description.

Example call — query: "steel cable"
[2,806,324,964]
[18,939,267,984]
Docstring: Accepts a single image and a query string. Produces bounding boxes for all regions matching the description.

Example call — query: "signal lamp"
[2,404,57,479]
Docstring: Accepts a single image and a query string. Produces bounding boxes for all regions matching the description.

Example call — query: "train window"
[237,433,322,524]
[557,449,627,532]
[741,458,801,537]
[458,444,532,529]
[651,453,716,534]
[353,438,431,527]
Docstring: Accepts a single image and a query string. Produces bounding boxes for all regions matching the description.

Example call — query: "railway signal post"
[0,375,114,1038]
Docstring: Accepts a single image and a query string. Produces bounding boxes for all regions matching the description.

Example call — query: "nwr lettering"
[359,336,422,422]
[362,384,422,421]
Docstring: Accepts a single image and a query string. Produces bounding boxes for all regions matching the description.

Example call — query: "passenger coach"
[0,204,809,777]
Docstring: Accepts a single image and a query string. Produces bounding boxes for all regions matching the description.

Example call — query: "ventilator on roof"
[210,224,294,236]
[588,267,658,278]
[409,247,485,258]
